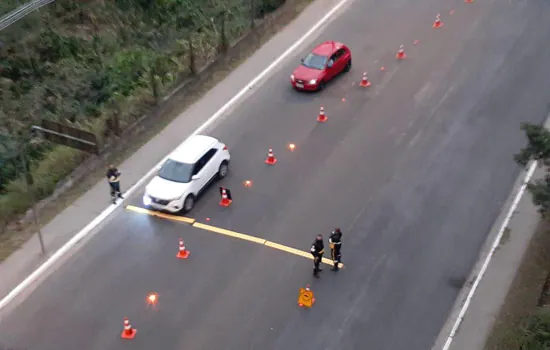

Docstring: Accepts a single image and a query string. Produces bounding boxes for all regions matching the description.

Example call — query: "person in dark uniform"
[310,234,325,278]
[107,165,124,204]
[329,228,343,271]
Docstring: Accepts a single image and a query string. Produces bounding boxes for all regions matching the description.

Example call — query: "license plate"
[296,83,304,88]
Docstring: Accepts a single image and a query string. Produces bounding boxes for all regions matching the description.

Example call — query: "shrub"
[521,308,550,349]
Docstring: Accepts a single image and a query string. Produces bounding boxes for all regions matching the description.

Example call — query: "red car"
[290,41,352,91]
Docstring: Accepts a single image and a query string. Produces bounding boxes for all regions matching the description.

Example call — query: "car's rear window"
[158,159,193,183]
[302,53,328,70]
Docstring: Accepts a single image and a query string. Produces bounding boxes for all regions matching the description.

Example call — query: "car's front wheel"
[218,160,229,179]
[318,81,326,91]
[182,194,195,213]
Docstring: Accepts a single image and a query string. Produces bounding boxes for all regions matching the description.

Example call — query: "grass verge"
[0,0,313,262]
[484,218,550,350]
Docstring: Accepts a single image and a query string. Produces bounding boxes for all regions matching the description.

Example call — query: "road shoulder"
[432,163,544,350]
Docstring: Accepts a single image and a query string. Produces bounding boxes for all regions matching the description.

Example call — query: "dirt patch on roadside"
[484,218,550,350]
[0,0,313,261]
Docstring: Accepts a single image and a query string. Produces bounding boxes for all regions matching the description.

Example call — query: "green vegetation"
[0,0,286,231]
[521,309,550,349]
[515,123,550,215]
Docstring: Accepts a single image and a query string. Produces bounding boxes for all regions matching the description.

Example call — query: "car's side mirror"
[327,60,334,68]
[191,174,200,180]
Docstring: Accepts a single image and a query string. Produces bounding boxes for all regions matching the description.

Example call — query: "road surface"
[1,0,550,349]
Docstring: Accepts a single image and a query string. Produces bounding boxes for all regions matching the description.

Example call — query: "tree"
[515,123,550,214]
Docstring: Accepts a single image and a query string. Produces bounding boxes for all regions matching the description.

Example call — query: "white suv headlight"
[143,194,152,206]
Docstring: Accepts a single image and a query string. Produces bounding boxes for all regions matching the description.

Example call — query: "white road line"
[0,0,352,312]
[441,160,538,350]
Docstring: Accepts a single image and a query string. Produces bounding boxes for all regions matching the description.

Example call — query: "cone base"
[121,329,137,339]
[359,81,371,87]
[317,116,328,123]
[219,199,232,207]
[433,22,443,28]
[396,53,407,60]
[265,158,277,165]
[177,250,190,259]
[297,299,315,308]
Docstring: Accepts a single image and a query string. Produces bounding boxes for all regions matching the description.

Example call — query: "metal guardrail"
[0,0,55,32]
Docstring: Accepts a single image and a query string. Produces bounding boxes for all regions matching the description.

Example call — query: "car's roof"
[168,135,219,163]
[311,41,344,56]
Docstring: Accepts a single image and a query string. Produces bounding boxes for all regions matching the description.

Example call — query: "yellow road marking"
[194,223,343,268]
[264,241,311,259]
[125,205,195,224]
[192,222,267,245]
[125,205,343,267]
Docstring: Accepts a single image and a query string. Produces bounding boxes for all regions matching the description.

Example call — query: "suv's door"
[191,150,214,192]
[202,148,220,182]
[192,148,219,192]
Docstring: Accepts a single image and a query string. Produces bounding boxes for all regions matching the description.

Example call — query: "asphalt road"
[2,0,550,349]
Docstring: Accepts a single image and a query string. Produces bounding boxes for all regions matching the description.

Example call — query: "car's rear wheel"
[218,160,229,179]
[182,194,195,213]
[344,59,352,72]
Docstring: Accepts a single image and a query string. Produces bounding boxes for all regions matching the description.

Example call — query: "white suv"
[143,135,230,213]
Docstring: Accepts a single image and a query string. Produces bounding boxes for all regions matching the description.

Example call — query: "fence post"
[250,0,255,28]
[219,12,228,54]
[20,142,45,256]
[149,67,159,104]
[188,35,196,76]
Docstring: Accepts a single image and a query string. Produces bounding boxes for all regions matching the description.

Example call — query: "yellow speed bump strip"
[125,205,342,267]
[126,205,195,224]
[193,222,266,245]
[193,223,342,268]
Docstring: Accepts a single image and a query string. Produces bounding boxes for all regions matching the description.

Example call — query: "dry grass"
[484,219,550,350]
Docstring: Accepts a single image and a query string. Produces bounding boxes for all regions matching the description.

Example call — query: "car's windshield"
[158,159,194,183]
[301,53,328,70]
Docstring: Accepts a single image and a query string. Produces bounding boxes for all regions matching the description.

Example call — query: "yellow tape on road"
[125,205,344,267]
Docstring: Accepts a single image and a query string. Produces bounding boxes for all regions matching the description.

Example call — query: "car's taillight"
[223,145,228,150]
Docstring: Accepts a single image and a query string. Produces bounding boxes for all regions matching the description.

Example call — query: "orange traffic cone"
[121,317,137,339]
[265,149,277,165]
[219,188,232,207]
[433,14,443,28]
[359,72,371,87]
[317,106,328,123]
[465,0,473,3]
[176,238,190,259]
[396,45,406,60]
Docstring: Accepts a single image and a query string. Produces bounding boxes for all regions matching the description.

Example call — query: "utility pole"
[19,143,45,255]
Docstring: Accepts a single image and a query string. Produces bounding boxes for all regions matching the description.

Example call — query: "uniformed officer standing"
[107,165,124,204]
[310,234,325,278]
[329,228,343,271]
